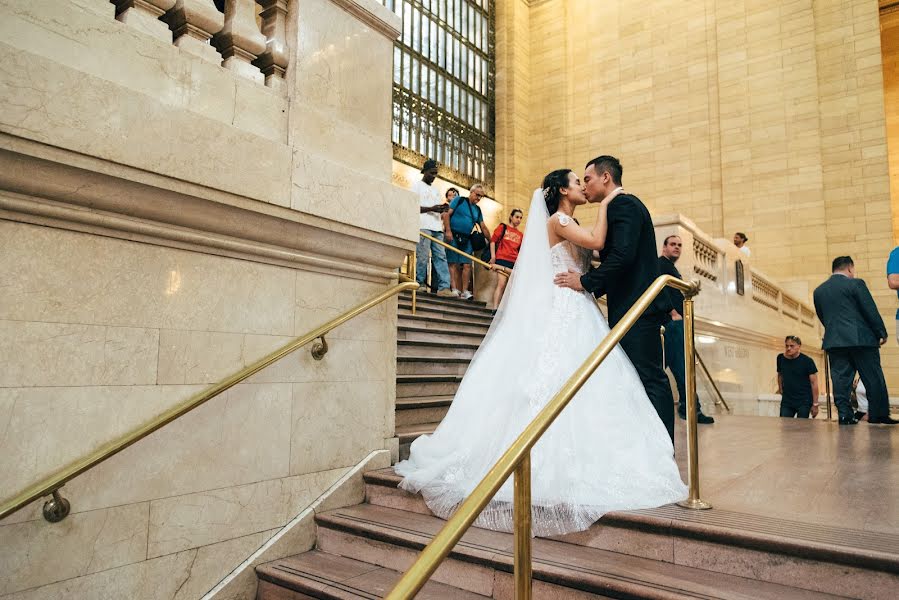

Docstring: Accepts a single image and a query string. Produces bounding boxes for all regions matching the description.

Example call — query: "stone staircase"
[395,292,493,460]
[254,465,898,599]
[251,291,899,599]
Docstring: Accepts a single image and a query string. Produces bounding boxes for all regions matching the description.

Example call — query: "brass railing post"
[824,351,832,420]
[677,291,712,510]
[660,325,666,369]
[513,454,533,600]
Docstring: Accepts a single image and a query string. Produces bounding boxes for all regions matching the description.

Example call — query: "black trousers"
[780,402,811,419]
[828,346,890,420]
[620,316,675,441]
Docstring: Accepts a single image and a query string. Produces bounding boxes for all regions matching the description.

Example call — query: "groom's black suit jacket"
[579,193,671,326]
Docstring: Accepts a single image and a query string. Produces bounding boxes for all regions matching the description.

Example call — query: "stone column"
[113,0,177,42]
[214,0,267,83]
[165,0,225,63]
[255,0,289,91]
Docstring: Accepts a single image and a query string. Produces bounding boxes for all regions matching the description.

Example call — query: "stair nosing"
[359,470,899,573]
[316,506,858,599]
[398,325,485,337]
[397,340,480,349]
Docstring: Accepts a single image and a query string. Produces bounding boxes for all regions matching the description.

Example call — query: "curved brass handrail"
[419,232,511,278]
[0,278,420,522]
[386,274,706,600]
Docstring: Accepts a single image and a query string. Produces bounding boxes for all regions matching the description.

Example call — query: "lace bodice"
[551,241,591,275]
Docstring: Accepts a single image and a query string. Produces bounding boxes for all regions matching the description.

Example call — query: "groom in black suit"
[555,156,676,441]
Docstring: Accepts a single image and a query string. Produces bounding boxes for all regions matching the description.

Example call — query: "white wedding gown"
[395,192,687,537]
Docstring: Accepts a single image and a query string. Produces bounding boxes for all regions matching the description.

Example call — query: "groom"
[555,156,676,441]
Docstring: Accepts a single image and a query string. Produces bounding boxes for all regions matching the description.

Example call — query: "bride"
[395,169,687,536]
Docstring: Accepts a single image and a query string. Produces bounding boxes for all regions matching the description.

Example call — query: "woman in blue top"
[447,183,492,300]
[888,246,899,345]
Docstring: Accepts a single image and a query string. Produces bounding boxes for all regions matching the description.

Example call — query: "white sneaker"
[451,289,462,297]
[460,290,473,300]
[436,288,458,298]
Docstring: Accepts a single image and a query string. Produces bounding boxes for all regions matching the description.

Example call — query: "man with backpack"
[447,183,491,300]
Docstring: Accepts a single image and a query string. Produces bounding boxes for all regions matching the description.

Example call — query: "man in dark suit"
[658,235,714,424]
[554,156,677,441]
[813,256,896,425]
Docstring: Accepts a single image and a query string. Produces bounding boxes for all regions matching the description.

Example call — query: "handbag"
[462,198,488,252]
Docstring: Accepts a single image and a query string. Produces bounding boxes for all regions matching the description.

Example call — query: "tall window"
[379,0,495,190]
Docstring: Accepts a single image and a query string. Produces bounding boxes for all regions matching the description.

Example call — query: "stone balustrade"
[110,0,289,88]
[654,214,820,343]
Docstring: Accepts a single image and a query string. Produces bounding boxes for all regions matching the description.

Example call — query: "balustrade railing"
[110,0,290,88]
[692,236,720,284]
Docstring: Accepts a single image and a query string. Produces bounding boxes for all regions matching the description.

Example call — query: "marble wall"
[0,0,410,598]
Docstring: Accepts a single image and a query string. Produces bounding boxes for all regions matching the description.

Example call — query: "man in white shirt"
[733,232,751,257]
[414,159,456,297]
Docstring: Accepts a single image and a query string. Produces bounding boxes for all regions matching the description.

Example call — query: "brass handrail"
[386,274,708,600]
[0,275,420,523]
[695,351,731,412]
[419,232,511,278]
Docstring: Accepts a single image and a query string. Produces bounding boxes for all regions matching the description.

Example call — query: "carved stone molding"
[0,135,411,283]
[113,0,177,42]
[165,0,225,64]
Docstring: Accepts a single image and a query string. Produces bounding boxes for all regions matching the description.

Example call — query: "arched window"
[379,1,495,190]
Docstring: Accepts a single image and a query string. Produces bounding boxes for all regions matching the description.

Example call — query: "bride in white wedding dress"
[395,169,687,536]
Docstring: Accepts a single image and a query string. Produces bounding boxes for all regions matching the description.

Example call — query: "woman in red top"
[489,208,524,310]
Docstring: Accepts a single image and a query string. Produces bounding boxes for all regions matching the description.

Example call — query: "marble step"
[397,357,471,376]
[397,313,491,335]
[315,503,849,600]
[397,325,486,345]
[362,469,899,600]
[398,299,494,320]
[396,374,462,398]
[256,550,487,599]
[395,395,453,427]
[395,422,439,460]
[396,340,479,360]
[397,302,495,323]
[400,290,488,308]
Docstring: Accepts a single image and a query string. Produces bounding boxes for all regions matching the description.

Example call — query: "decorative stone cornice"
[327,0,402,40]
[0,134,411,283]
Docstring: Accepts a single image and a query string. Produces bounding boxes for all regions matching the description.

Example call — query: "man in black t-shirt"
[776,336,820,418]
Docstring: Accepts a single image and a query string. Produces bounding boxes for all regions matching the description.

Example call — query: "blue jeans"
[663,318,704,415]
[416,230,451,291]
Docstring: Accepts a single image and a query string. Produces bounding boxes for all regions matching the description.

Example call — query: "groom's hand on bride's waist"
[554,269,584,291]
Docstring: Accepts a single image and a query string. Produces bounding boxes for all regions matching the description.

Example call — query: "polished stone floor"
[672,414,899,535]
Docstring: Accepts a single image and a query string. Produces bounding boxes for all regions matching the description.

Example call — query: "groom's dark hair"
[586,155,623,185]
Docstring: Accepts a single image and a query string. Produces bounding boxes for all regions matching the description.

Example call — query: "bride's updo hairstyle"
[542,169,572,215]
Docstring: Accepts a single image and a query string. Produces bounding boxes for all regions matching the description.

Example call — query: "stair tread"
[395,422,440,439]
[362,469,899,571]
[397,356,471,363]
[257,550,488,599]
[398,313,493,327]
[396,395,454,409]
[398,325,485,337]
[400,291,488,307]
[396,374,463,383]
[397,340,480,349]
[316,504,847,600]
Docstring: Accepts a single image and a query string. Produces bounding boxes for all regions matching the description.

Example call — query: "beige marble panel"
[0,503,149,595]
[70,383,293,513]
[290,148,420,242]
[0,43,291,206]
[292,267,399,342]
[290,381,389,475]
[0,222,296,335]
[1,529,276,600]
[291,0,396,140]
[147,467,348,558]
[0,320,158,387]
[1,383,292,521]
[157,329,391,385]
